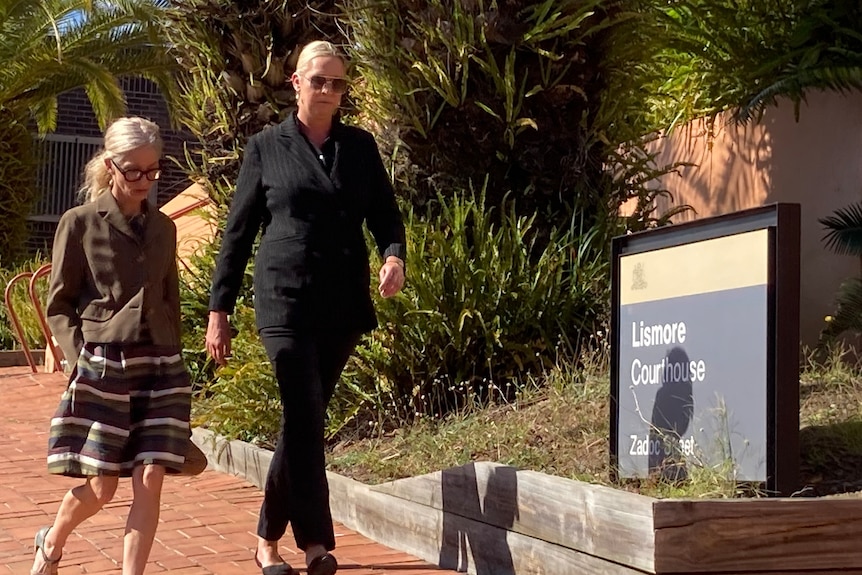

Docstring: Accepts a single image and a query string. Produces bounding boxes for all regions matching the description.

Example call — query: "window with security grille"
[30,134,101,221]
[29,134,160,222]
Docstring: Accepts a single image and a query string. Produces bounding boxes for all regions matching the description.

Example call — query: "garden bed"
[194,428,862,575]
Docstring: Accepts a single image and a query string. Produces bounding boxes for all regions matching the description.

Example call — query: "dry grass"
[328,368,609,486]
[326,343,862,498]
[798,343,862,496]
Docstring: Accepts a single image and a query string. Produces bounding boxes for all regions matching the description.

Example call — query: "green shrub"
[189,309,282,447]
[343,190,614,429]
[815,202,862,345]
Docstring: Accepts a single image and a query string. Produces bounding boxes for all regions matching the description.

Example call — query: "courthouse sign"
[610,204,800,495]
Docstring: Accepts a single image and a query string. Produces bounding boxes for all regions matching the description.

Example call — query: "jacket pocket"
[79,301,115,322]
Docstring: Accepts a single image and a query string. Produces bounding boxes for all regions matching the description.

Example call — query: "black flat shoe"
[254,550,297,575]
[308,552,338,575]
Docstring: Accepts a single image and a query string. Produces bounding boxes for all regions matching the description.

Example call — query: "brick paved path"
[0,367,454,574]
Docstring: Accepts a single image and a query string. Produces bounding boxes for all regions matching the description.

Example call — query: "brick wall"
[26,77,196,255]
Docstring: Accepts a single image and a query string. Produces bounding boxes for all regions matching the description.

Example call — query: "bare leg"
[122,464,165,575]
[31,476,119,573]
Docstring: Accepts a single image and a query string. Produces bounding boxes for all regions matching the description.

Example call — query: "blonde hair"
[79,116,163,204]
[295,40,347,76]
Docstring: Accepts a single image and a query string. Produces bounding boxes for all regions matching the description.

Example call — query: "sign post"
[610,204,800,495]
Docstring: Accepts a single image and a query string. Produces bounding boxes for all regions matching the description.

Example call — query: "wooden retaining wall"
[193,429,862,575]
[0,349,44,367]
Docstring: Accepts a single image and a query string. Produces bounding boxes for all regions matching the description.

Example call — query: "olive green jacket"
[46,191,181,366]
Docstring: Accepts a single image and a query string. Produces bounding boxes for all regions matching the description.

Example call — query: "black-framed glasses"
[111,159,161,182]
[304,75,349,94]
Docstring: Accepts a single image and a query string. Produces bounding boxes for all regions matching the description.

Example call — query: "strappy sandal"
[31,526,61,575]
[308,552,338,575]
[254,550,297,575]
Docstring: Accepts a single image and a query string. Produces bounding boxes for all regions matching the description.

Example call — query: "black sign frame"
[610,203,800,496]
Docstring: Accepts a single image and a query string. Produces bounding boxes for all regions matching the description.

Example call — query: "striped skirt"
[47,342,192,477]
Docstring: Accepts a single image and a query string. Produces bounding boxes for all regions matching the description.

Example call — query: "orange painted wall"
[645,90,862,347]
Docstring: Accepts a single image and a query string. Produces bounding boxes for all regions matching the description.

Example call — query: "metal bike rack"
[3,271,37,373]
[29,263,63,371]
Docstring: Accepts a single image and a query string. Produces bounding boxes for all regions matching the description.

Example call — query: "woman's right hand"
[205,311,232,366]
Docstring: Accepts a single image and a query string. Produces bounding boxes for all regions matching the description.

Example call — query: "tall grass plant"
[0,255,51,350]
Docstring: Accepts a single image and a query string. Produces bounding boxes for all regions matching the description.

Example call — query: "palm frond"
[0,0,174,131]
[738,65,862,123]
[820,202,862,257]
[30,96,58,136]
[81,63,127,130]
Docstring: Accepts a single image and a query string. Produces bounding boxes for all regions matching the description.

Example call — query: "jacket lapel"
[141,203,163,250]
[279,114,337,195]
[97,191,139,242]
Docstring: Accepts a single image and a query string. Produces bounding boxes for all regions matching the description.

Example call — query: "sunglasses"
[111,159,161,182]
[304,75,349,94]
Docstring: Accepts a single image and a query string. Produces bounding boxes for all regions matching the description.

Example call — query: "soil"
[796,380,862,497]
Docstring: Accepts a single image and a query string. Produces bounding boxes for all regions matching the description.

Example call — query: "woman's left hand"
[378,257,405,298]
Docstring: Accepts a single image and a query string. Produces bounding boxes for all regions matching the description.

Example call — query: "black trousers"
[257,326,361,550]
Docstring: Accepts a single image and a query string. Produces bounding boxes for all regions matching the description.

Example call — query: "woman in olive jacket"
[206,41,406,575]
[34,117,193,575]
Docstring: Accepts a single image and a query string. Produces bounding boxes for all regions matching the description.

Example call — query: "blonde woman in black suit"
[206,41,406,575]
[33,117,194,575]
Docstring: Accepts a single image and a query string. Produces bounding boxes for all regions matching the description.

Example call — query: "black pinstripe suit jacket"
[208,114,406,333]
